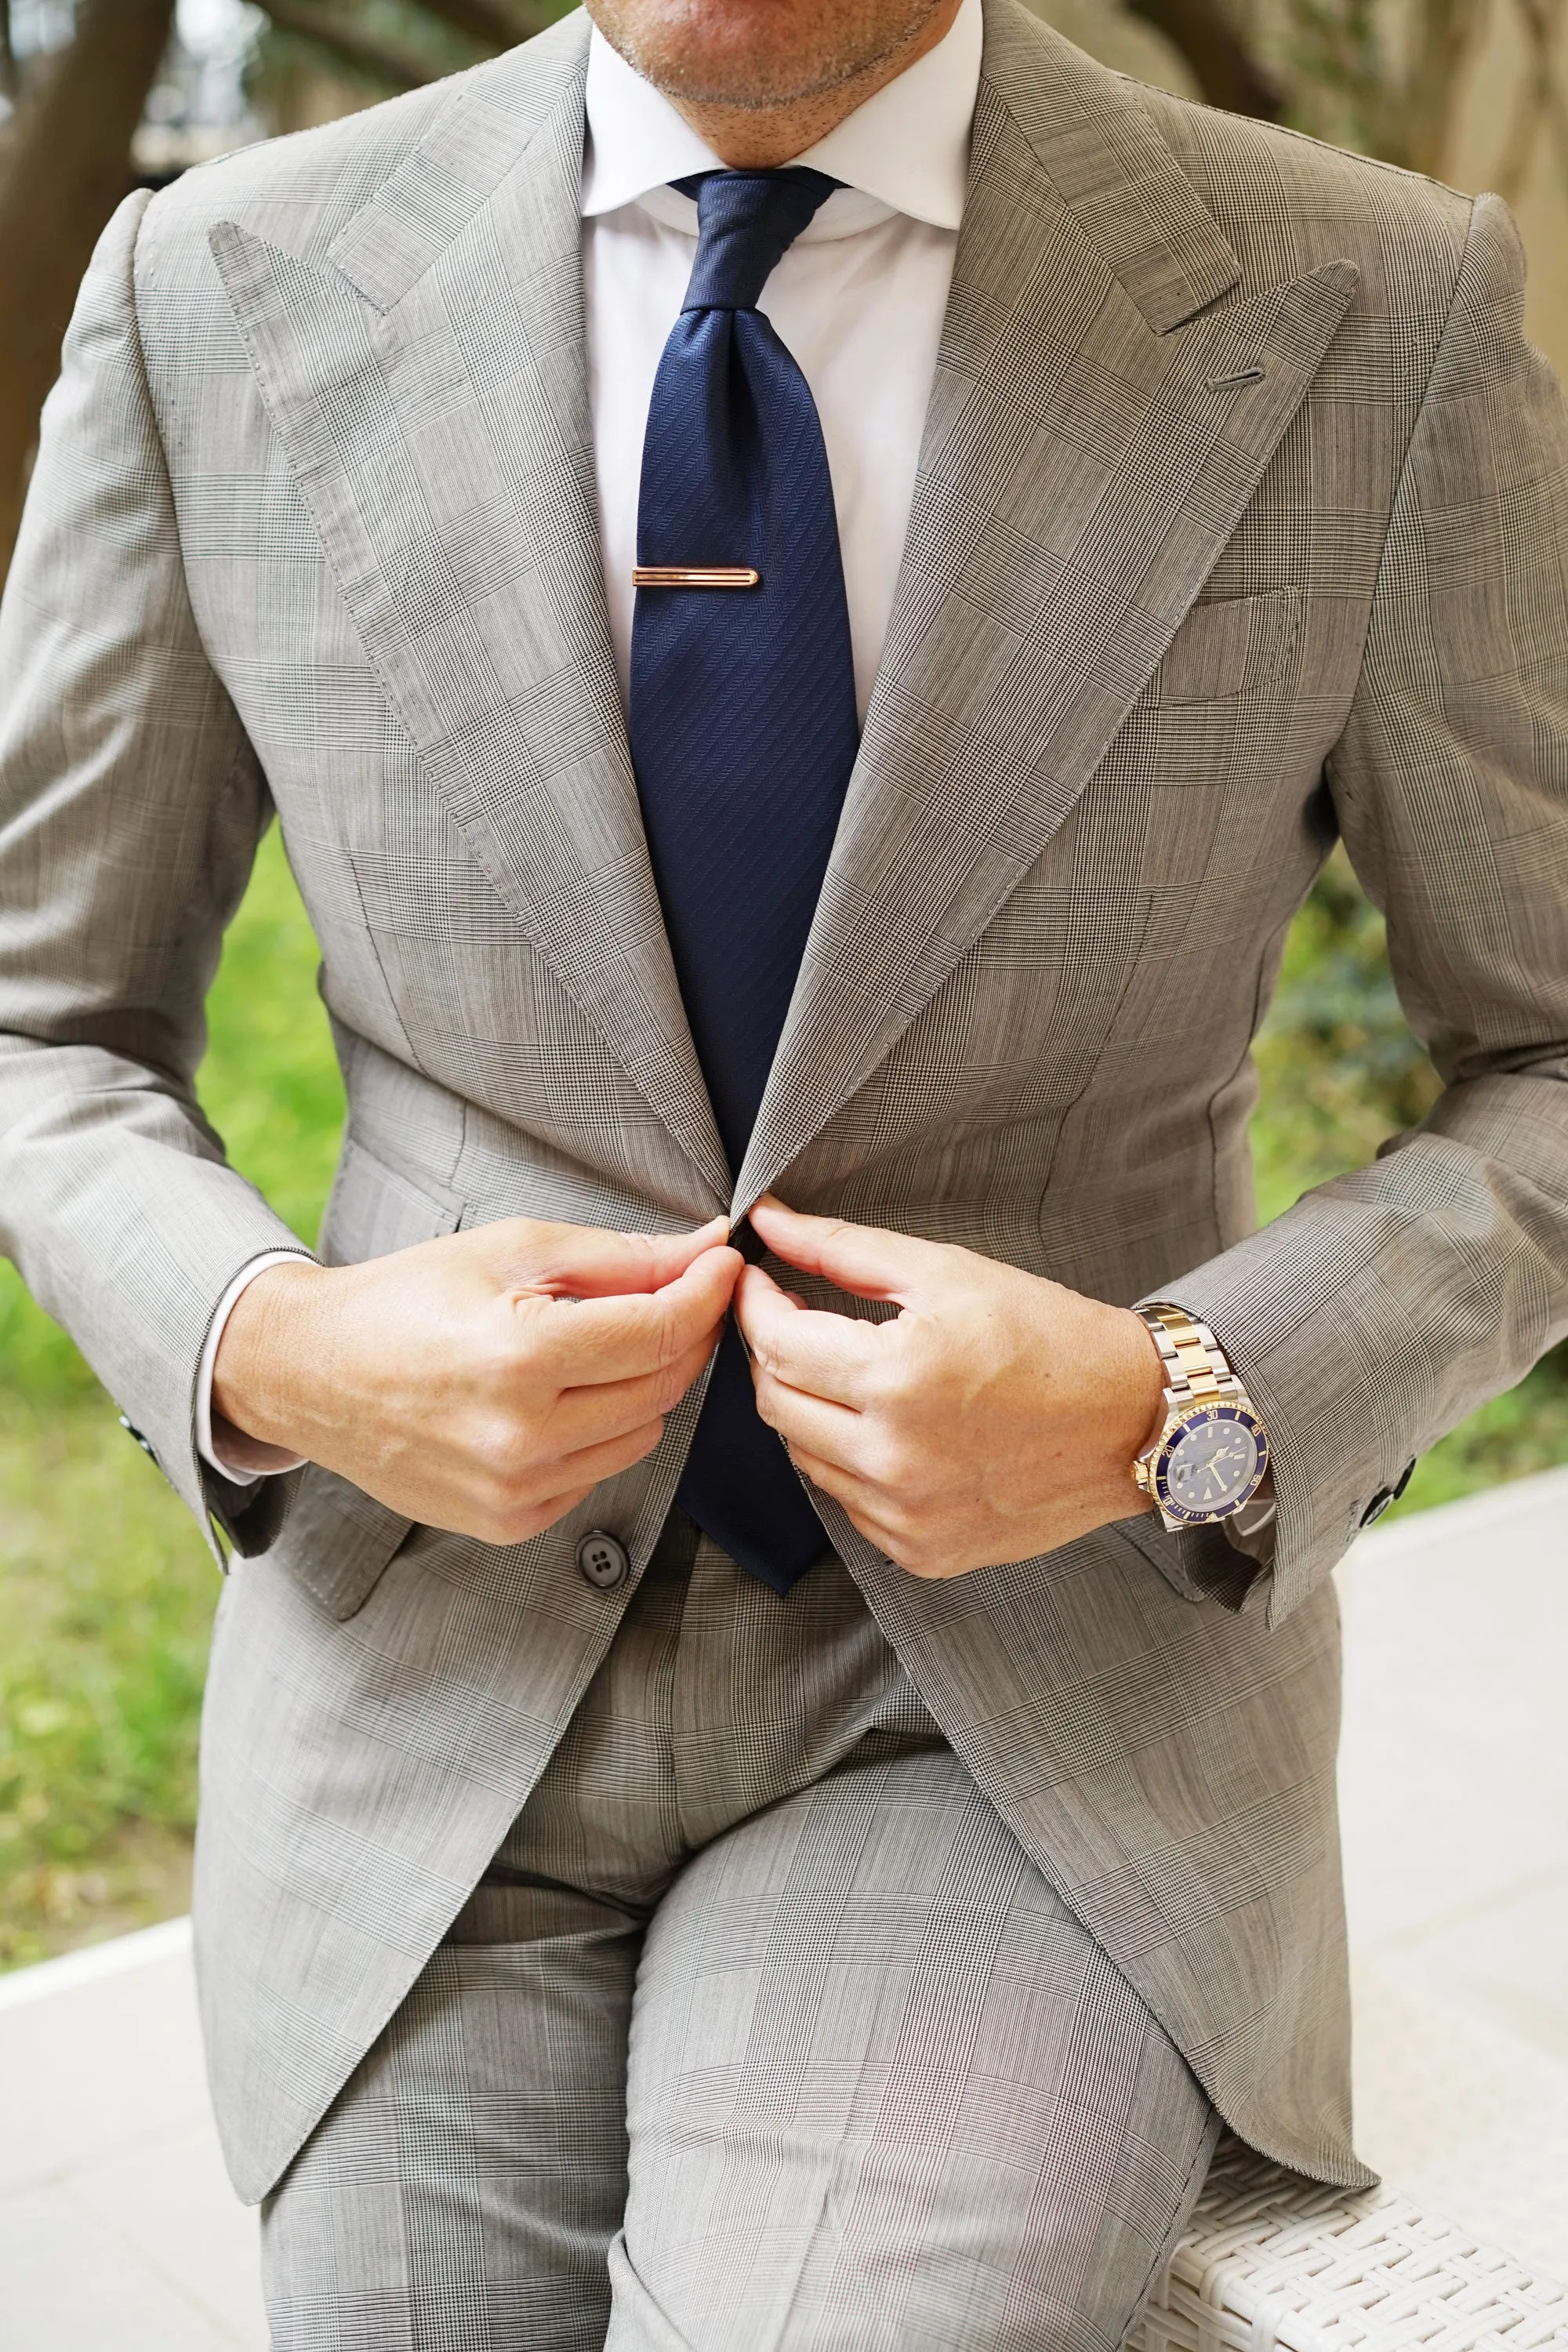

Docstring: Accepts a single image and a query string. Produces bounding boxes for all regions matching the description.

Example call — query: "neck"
[615,0,964,170]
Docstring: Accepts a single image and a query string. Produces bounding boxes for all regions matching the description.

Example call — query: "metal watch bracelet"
[1136,1302,1248,1410]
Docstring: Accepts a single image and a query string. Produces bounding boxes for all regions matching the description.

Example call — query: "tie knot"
[675,169,840,313]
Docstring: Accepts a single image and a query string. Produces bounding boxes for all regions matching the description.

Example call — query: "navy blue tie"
[630,169,859,1595]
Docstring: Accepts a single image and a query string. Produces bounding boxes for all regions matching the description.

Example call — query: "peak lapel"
[735,2,1356,1212]
[210,17,731,1208]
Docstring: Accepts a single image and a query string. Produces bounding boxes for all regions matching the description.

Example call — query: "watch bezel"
[1152,1403,1269,1523]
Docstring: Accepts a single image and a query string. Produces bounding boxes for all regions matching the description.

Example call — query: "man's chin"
[585,0,939,115]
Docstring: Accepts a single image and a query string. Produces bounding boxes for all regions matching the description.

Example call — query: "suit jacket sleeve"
[0,192,310,1558]
[1156,191,1568,1627]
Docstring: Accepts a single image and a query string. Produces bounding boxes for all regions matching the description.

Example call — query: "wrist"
[1086,1305,1167,1523]
[212,1258,333,1455]
[1113,1305,1170,1461]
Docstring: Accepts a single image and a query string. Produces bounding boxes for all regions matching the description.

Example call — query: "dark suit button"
[118,1414,158,1465]
[1360,1460,1417,1529]
[576,1530,630,1591]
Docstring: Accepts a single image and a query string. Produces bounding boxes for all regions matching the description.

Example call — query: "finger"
[549,1327,720,1448]
[735,1264,879,1404]
[783,1443,860,1507]
[503,1216,731,1301]
[748,1196,944,1304]
[782,1443,897,1543]
[753,1361,866,1473]
[485,1482,598,1546]
[535,1247,739,1385]
[532,1415,668,1496]
[468,1414,670,1544]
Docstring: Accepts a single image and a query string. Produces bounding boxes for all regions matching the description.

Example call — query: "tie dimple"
[676,168,840,312]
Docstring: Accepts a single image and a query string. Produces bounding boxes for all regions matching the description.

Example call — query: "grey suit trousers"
[260,1515,1219,2352]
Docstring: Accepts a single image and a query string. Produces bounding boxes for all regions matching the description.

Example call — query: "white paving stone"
[0,1922,212,2200]
[1,1470,1563,2345]
[0,1926,266,2345]
[1349,1962,1568,2282]
[0,2176,253,2350]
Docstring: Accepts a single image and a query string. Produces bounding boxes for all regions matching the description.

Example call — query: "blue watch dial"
[1154,1406,1267,1522]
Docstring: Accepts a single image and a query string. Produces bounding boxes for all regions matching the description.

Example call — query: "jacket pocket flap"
[264,1461,416,1623]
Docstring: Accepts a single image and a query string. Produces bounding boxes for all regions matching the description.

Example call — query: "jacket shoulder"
[1138,83,1476,299]
[987,1,1478,344]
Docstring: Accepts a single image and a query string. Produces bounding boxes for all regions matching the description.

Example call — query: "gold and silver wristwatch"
[1131,1303,1269,1530]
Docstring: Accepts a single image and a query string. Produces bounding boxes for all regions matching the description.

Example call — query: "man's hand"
[735,1197,1164,1577]
[213,1217,741,1544]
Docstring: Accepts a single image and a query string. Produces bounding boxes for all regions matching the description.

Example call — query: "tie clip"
[633,565,761,589]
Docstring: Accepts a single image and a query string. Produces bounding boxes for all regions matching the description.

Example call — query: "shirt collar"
[581,0,982,234]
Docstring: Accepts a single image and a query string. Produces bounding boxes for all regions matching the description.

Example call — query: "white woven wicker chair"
[1133,2141,1568,2351]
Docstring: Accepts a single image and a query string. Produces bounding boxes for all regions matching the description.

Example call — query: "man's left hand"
[737,1197,1167,1578]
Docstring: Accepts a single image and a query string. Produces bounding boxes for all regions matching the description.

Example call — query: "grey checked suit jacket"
[3,0,1567,2206]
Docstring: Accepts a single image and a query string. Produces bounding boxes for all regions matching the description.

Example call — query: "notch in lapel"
[209,17,731,1210]
[734,2,1358,1211]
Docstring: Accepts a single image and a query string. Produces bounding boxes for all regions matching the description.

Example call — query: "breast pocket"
[1143,588,1301,706]
[1120,588,1304,789]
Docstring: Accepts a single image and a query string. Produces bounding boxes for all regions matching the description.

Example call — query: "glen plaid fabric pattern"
[261,1519,1220,2352]
[2,0,1567,2209]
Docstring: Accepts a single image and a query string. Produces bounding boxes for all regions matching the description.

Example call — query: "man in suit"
[2,0,1566,2338]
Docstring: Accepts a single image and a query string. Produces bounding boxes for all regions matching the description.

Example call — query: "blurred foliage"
[0,824,344,1965]
[1251,849,1568,1512]
[1252,845,1443,1218]
[244,0,573,131]
[0,1401,213,1964]
[245,0,490,127]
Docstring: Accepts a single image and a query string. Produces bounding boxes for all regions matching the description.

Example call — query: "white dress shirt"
[584,0,980,720]
[198,0,983,1480]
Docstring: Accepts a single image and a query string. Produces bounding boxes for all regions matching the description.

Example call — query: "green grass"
[1,833,1564,1966]
[1249,849,1568,1519]
[0,823,345,1965]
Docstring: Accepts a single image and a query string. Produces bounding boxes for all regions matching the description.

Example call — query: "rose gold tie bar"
[632,565,761,589]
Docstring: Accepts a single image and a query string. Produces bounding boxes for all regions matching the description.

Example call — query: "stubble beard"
[590,0,949,113]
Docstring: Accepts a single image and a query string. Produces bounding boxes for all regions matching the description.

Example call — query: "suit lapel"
[734,1,1357,1210]
[210,1,1355,1220]
[210,16,731,1208]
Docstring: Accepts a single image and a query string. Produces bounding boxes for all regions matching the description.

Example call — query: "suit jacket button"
[576,1530,630,1591]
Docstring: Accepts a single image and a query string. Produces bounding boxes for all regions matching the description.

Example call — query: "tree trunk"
[0,0,176,579]
[1124,0,1283,118]
[255,0,447,90]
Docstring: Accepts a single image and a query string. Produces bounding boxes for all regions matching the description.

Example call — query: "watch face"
[1156,1406,1266,1521]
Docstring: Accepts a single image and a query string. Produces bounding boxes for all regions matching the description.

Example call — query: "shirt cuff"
[198,1251,314,1483]
[1221,1472,1276,1563]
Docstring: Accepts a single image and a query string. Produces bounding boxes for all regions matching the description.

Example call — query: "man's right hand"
[211,1217,741,1543]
